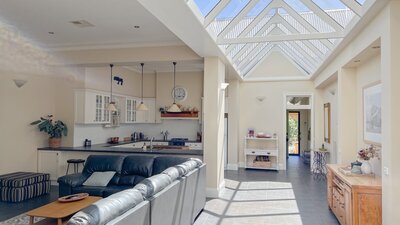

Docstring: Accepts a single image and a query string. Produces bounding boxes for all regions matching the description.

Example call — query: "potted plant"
[30,115,68,148]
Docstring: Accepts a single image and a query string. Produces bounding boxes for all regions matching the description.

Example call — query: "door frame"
[283,92,314,170]
[287,111,301,156]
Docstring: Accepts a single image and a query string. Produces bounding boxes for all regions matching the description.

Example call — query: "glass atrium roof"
[191,0,367,79]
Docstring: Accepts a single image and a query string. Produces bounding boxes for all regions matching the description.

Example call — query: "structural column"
[227,80,240,170]
[337,68,357,164]
[203,57,225,198]
[381,2,400,223]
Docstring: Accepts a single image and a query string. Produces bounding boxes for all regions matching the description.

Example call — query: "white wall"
[238,81,315,169]
[355,54,381,175]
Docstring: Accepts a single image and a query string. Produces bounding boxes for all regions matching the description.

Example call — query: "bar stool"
[66,159,85,175]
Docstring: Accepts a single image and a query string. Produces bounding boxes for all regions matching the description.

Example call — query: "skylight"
[190,0,367,79]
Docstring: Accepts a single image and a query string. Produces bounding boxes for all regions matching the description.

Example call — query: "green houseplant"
[30,115,68,148]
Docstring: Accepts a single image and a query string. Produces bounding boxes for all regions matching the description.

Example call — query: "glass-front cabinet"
[75,90,112,124]
[125,98,138,123]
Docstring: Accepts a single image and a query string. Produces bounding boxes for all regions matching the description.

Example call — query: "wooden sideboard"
[327,164,382,225]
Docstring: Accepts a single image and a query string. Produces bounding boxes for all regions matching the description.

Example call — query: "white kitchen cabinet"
[136,98,156,123]
[123,97,139,123]
[38,151,59,183]
[75,90,111,124]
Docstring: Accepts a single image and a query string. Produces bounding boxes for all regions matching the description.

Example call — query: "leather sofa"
[63,155,206,225]
[58,155,190,197]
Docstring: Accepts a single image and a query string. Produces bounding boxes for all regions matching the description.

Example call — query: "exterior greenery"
[30,115,68,138]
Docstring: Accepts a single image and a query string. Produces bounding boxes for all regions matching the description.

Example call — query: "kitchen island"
[37,140,203,183]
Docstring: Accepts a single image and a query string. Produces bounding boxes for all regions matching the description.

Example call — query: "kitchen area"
[37,61,204,183]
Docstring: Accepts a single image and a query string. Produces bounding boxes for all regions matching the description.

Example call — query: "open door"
[287,111,300,156]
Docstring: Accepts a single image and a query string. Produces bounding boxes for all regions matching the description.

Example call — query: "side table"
[312,150,329,180]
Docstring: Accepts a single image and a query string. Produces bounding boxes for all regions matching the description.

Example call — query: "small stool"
[66,159,85,175]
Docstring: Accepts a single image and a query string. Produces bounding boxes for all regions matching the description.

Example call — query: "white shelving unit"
[244,137,279,170]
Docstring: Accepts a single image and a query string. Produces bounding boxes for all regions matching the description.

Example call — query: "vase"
[361,160,372,174]
[49,137,61,148]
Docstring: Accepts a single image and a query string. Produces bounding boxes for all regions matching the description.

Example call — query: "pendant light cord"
[110,64,114,101]
[141,63,144,103]
[173,61,176,104]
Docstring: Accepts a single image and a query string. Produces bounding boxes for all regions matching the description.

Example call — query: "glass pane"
[356,0,366,5]
[311,0,348,10]
[288,112,299,154]
[217,0,250,20]
[194,0,220,17]
[246,0,272,17]
[284,0,309,12]
[287,96,310,106]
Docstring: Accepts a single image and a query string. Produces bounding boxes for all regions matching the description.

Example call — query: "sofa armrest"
[57,173,88,187]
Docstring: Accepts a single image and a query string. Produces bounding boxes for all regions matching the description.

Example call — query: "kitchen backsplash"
[73,120,200,147]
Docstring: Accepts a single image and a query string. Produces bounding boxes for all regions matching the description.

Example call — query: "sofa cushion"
[176,160,201,176]
[83,172,116,187]
[133,174,172,199]
[82,155,125,176]
[67,189,143,225]
[121,155,155,177]
[161,167,181,181]
[152,156,189,175]
[103,185,134,197]
[72,186,106,197]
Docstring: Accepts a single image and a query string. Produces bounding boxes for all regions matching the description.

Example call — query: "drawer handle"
[267,152,270,154]
[252,151,255,154]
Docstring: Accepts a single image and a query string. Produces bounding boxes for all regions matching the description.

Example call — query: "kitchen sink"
[145,145,189,150]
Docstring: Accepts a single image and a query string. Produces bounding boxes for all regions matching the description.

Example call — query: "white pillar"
[337,68,357,164]
[227,80,240,170]
[203,57,225,198]
[381,2,400,224]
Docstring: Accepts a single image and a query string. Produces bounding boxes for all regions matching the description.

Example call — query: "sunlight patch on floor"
[194,179,303,225]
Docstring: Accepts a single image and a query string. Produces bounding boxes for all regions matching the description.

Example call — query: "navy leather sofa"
[58,155,189,197]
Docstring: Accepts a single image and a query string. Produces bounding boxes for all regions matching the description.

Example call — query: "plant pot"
[361,160,372,174]
[49,137,61,148]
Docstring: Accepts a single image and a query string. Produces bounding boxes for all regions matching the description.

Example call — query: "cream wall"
[355,54,381,175]
[238,81,315,169]
[0,74,56,174]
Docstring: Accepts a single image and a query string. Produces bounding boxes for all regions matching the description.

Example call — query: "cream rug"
[0,214,44,225]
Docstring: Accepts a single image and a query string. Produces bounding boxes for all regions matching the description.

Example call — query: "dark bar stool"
[66,159,85,175]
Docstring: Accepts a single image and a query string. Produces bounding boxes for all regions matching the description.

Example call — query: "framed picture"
[363,82,382,144]
[324,103,331,143]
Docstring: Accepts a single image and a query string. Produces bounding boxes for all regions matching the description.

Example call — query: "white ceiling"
[0,0,182,50]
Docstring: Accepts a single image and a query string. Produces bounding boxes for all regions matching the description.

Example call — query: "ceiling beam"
[240,44,275,76]
[236,43,271,70]
[218,32,344,44]
[277,44,311,75]
[340,0,363,17]
[280,42,315,72]
[225,0,279,54]
[231,14,281,61]
[276,14,325,59]
[204,0,231,27]
[279,0,335,50]
[300,0,344,31]
[218,0,264,39]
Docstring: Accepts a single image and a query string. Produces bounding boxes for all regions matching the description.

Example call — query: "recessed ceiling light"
[134,25,140,29]
[48,32,55,35]
[372,46,381,49]
[354,60,361,63]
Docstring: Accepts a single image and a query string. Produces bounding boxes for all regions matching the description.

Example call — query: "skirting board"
[226,164,238,170]
[206,180,225,198]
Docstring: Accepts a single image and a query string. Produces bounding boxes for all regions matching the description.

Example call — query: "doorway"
[287,111,300,156]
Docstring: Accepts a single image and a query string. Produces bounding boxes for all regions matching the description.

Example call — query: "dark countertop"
[38,141,203,156]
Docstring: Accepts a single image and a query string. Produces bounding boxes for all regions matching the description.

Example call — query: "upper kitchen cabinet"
[75,90,112,124]
[121,97,156,124]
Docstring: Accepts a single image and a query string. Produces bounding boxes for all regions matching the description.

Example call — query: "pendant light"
[107,64,118,112]
[167,61,181,112]
[136,63,148,111]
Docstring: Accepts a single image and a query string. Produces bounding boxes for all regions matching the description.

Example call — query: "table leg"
[57,218,63,225]
[29,216,34,225]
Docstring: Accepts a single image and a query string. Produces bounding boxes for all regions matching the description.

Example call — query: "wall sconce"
[13,79,28,88]
[256,96,266,102]
[220,83,229,90]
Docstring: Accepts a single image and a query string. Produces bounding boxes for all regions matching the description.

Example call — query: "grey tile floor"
[0,186,59,222]
[194,156,339,225]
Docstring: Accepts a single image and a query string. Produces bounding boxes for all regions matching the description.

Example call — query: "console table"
[312,150,329,180]
[327,164,381,225]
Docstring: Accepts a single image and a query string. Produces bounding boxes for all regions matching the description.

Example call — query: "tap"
[150,137,155,150]
[161,130,169,141]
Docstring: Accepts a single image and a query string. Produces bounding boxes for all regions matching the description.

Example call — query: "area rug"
[0,214,43,225]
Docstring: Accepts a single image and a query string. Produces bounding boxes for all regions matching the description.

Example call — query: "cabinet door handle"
[251,151,255,154]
